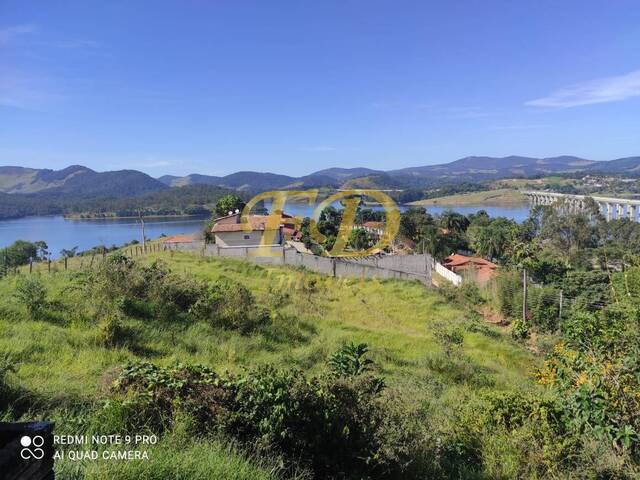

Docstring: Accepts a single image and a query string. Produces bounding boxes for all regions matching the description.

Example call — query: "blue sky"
[2,1,640,177]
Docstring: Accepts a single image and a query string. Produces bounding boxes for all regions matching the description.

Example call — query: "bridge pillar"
[606,203,613,221]
[616,204,624,219]
[629,205,637,222]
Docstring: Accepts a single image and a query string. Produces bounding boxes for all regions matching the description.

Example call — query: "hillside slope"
[0,165,167,196]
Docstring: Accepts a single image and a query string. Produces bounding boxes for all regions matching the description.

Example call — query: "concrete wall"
[186,243,433,286]
[434,261,462,286]
[214,229,282,247]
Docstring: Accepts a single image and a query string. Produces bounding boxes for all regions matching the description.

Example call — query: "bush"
[13,276,47,317]
[434,326,464,358]
[528,285,559,332]
[329,342,375,377]
[105,344,415,479]
[95,314,129,348]
[511,318,529,340]
[190,277,270,333]
[496,270,522,319]
[459,282,485,305]
[0,354,16,408]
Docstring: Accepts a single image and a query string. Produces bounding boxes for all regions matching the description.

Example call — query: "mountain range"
[1,155,640,197]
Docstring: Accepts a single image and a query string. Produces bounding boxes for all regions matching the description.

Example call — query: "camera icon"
[20,435,45,460]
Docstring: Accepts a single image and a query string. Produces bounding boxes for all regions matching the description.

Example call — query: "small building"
[442,253,498,285]
[211,212,300,248]
[354,221,385,236]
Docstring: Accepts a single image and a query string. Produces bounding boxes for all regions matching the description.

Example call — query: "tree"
[439,210,470,234]
[0,240,39,270]
[60,246,79,258]
[33,241,49,260]
[399,208,434,242]
[214,194,246,218]
[467,218,518,262]
[14,277,47,317]
[317,206,342,238]
[348,228,374,251]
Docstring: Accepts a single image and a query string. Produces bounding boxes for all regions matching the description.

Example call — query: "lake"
[0,204,531,258]
[0,216,209,258]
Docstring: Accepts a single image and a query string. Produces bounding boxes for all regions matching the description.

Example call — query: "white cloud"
[526,70,640,108]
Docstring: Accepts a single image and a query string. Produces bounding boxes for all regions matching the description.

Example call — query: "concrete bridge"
[523,190,640,222]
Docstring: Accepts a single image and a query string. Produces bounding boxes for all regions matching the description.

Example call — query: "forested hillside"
[0,184,234,219]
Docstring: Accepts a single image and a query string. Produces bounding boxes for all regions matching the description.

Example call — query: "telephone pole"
[138,210,146,252]
[522,269,528,322]
[559,290,563,319]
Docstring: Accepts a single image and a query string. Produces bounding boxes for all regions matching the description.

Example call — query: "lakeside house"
[211,212,301,248]
[442,253,498,285]
[358,221,385,236]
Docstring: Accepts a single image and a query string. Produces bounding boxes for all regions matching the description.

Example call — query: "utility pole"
[138,210,146,253]
[559,290,563,319]
[522,269,528,323]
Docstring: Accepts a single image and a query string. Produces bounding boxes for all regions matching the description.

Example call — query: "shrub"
[528,285,559,332]
[191,277,269,333]
[329,342,375,377]
[496,270,522,319]
[459,282,485,305]
[13,276,47,317]
[95,314,129,348]
[105,346,415,479]
[0,354,16,407]
[511,318,529,340]
[434,326,464,358]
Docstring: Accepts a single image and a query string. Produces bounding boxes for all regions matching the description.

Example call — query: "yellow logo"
[240,189,400,257]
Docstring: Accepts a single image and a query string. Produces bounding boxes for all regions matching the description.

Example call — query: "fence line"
[163,241,435,286]
[10,241,464,290]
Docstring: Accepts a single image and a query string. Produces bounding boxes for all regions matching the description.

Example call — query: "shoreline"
[63,213,210,220]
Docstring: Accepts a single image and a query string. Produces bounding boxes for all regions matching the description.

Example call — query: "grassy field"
[0,250,539,478]
[409,188,527,206]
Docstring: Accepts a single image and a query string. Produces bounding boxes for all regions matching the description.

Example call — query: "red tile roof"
[443,254,497,269]
[361,221,385,229]
[163,234,196,243]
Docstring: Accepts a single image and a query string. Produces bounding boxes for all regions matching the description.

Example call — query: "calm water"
[0,204,531,258]
[276,201,531,223]
[0,216,208,258]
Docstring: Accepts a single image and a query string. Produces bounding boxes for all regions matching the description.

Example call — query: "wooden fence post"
[29,258,33,274]
[64,257,68,271]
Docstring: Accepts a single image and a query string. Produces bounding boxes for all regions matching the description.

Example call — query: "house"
[354,221,385,236]
[442,253,498,285]
[211,212,300,247]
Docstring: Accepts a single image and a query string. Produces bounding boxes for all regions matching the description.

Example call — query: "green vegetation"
[0,184,234,220]
[409,188,526,207]
[1,249,540,479]
[3,198,640,478]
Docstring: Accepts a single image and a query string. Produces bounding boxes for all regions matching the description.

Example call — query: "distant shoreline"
[408,188,527,207]
[63,213,210,220]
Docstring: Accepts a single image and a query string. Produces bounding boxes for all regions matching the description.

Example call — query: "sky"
[2,1,640,178]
